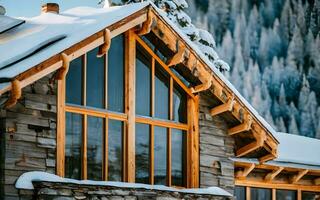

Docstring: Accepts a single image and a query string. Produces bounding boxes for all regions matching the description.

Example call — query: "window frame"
[56,29,199,188]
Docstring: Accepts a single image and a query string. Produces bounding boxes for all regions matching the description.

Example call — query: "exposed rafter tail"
[97,29,111,57]
[228,115,253,135]
[235,163,255,180]
[264,167,283,182]
[167,41,186,67]
[210,95,235,116]
[136,9,154,36]
[55,53,70,80]
[5,79,22,108]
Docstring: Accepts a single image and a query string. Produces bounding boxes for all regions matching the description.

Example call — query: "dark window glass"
[65,112,82,179]
[235,186,246,200]
[66,57,83,105]
[173,83,187,123]
[135,123,150,184]
[302,191,320,200]
[87,116,103,181]
[171,129,186,186]
[108,119,123,181]
[87,47,105,108]
[251,187,271,200]
[154,126,167,185]
[136,45,151,116]
[155,62,170,120]
[108,34,124,112]
[276,189,296,200]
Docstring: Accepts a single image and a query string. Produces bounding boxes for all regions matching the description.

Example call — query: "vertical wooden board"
[125,30,136,182]
[151,58,155,117]
[82,54,87,106]
[56,79,65,177]
[297,189,302,200]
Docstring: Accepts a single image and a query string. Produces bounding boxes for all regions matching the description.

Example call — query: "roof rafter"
[236,163,255,180]
[290,169,308,184]
[264,167,284,182]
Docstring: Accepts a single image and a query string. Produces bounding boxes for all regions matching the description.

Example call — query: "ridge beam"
[210,97,235,116]
[228,115,253,135]
[290,169,308,184]
[236,163,255,180]
[264,167,284,182]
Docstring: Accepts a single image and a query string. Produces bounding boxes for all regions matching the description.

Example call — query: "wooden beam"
[97,29,111,57]
[210,96,234,116]
[167,41,186,67]
[259,153,276,163]
[264,167,284,182]
[136,9,154,36]
[236,141,261,157]
[228,115,252,136]
[236,163,255,180]
[55,53,70,80]
[314,178,320,185]
[191,76,212,93]
[56,78,65,177]
[5,79,22,108]
[290,169,308,184]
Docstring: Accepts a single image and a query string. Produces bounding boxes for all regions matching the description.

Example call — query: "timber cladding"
[0,74,57,199]
[199,93,235,195]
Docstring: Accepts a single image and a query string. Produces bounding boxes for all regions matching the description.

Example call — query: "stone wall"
[0,74,57,200]
[18,181,230,200]
[198,94,235,194]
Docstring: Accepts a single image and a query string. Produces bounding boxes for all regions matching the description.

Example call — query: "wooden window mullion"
[246,187,251,200]
[83,54,87,106]
[151,58,155,117]
[272,188,276,200]
[82,114,88,180]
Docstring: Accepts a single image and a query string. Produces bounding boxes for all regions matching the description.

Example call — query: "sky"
[0,0,101,17]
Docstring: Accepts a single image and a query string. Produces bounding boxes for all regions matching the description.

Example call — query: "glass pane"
[108,34,124,112]
[171,129,186,186]
[155,63,169,120]
[135,123,150,184]
[173,83,187,123]
[235,186,246,200]
[66,56,83,105]
[154,126,167,185]
[276,189,296,200]
[108,119,123,181]
[87,116,103,181]
[136,44,151,116]
[302,191,320,200]
[65,112,82,179]
[87,47,105,108]
[251,187,271,200]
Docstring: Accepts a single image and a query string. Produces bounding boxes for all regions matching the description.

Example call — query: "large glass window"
[171,129,186,187]
[108,120,123,181]
[235,186,246,200]
[66,57,83,105]
[251,187,271,200]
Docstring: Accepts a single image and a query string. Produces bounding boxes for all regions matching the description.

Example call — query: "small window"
[251,187,271,200]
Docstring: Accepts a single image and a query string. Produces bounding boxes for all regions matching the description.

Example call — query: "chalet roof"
[232,132,320,169]
[0,1,279,162]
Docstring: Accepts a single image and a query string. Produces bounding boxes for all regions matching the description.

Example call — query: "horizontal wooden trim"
[136,116,188,130]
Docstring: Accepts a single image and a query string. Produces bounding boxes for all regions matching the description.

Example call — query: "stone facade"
[198,94,235,194]
[0,74,57,200]
[18,181,230,200]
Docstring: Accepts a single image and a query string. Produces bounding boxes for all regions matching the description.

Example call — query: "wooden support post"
[55,53,70,80]
[97,29,111,57]
[124,30,136,182]
[264,167,284,182]
[136,9,154,36]
[5,79,22,108]
[297,189,302,200]
[210,96,234,116]
[167,41,186,67]
[228,115,252,136]
[235,163,255,180]
[290,169,308,184]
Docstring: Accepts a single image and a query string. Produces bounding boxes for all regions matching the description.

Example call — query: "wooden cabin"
[0,2,319,200]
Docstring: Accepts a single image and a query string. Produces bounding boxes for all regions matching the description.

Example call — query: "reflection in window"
[302,191,320,200]
[135,123,150,184]
[173,84,187,123]
[171,129,186,186]
[154,126,167,185]
[87,47,105,108]
[87,116,103,181]
[251,187,271,200]
[136,45,151,116]
[66,56,83,105]
[155,63,169,120]
[108,35,124,112]
[276,189,296,200]
[235,186,246,200]
[108,119,123,181]
[65,112,82,179]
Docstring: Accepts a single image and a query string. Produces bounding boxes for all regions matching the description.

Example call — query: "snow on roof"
[15,171,232,197]
[231,132,320,169]
[0,15,25,33]
[0,1,277,143]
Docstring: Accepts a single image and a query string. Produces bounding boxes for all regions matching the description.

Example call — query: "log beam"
[167,41,186,67]
[55,53,70,80]
[5,79,22,108]
[259,153,276,163]
[314,178,320,185]
[97,29,111,57]
[236,163,255,180]
[228,115,253,135]
[136,9,153,36]
[210,96,234,116]
[290,169,308,184]
[264,167,284,182]
[191,76,212,94]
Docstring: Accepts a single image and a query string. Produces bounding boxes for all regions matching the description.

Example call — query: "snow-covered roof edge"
[15,171,232,197]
